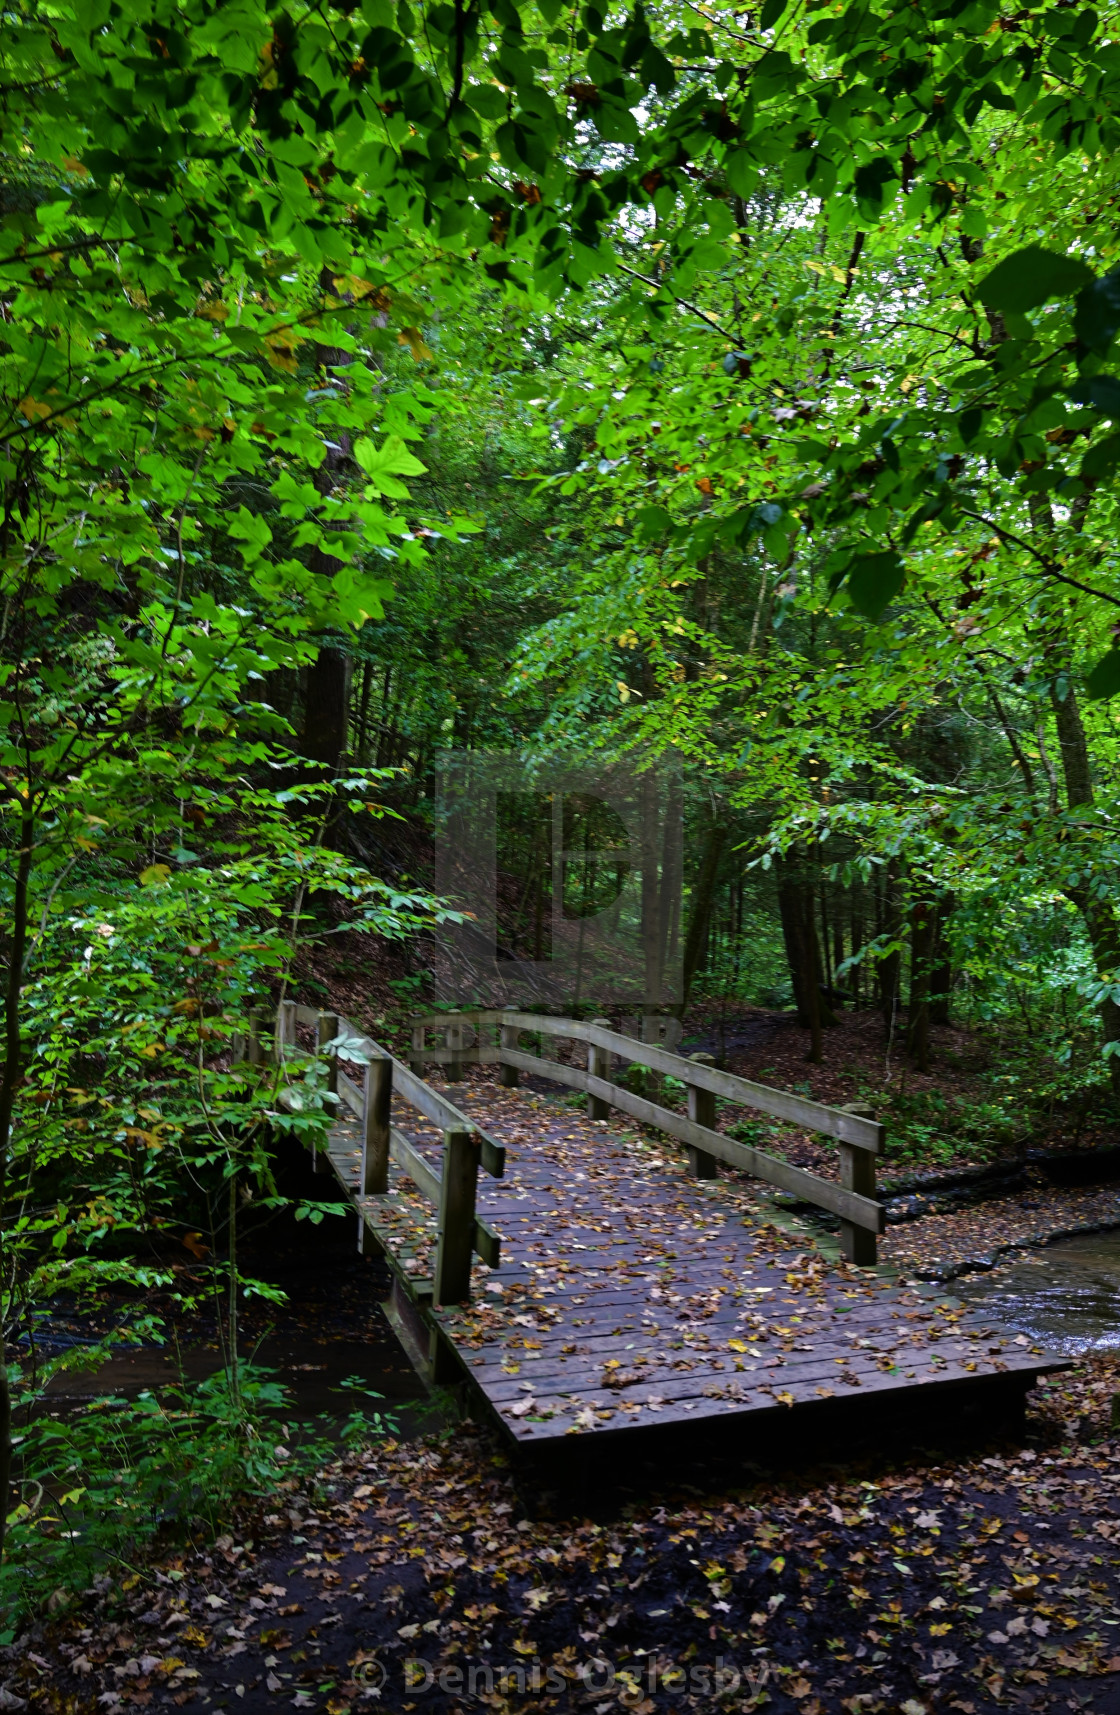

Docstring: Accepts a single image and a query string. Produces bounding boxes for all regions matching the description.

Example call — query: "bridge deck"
[324,1071,1062,1453]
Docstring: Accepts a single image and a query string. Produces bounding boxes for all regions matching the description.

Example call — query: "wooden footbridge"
[265,1004,1063,1464]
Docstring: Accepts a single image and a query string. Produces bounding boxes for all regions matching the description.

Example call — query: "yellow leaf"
[139,864,172,887]
[776,1390,794,1406]
[729,1339,749,1353]
[19,396,52,422]
[398,325,434,362]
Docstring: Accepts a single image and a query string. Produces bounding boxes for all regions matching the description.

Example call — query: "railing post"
[499,1020,520,1088]
[685,1052,719,1179]
[409,1020,426,1076]
[361,1053,392,1195]
[314,1011,339,1175]
[838,1102,877,1266]
[587,1018,614,1120]
[434,1128,479,1305]
[446,1017,465,1082]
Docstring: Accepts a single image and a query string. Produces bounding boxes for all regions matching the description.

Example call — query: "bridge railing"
[409,1009,884,1266]
[243,1004,504,1304]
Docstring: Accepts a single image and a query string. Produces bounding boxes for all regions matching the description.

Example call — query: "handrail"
[412,1009,885,1265]
[259,1004,503,1301]
[292,1003,505,1178]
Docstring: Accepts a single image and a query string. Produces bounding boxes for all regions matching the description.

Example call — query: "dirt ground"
[13,1359,1120,1715]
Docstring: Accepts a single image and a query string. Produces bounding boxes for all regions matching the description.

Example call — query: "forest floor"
[13,1358,1120,1715]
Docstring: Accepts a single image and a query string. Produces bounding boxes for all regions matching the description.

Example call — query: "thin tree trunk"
[680,819,725,1011]
[301,324,355,781]
[929,894,953,1025]
[908,890,935,1071]
[375,666,393,767]
[1046,625,1120,1088]
[640,772,662,1006]
[776,853,833,1060]
[877,859,903,1032]
[355,660,373,761]
[0,809,34,1560]
[851,885,864,1006]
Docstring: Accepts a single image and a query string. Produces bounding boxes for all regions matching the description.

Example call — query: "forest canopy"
[5,0,1120,1621]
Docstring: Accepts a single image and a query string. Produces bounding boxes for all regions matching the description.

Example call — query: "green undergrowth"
[2,1362,397,1640]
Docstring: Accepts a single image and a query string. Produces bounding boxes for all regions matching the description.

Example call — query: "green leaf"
[635,504,671,541]
[353,435,427,497]
[1080,433,1120,480]
[1071,375,1120,419]
[1074,271,1120,352]
[845,551,905,621]
[978,246,1095,314]
[725,150,758,200]
[759,0,788,27]
[1086,649,1120,700]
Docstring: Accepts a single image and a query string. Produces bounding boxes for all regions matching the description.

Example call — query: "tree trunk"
[1046,632,1120,1089]
[300,325,355,783]
[640,771,663,1006]
[929,894,954,1026]
[679,819,725,1012]
[302,645,351,772]
[908,890,936,1072]
[876,859,902,1033]
[0,808,34,1561]
[850,889,864,1007]
[775,854,834,1061]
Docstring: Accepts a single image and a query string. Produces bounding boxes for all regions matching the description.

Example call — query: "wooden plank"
[474,1217,502,1270]
[501,1011,884,1152]
[338,1066,364,1118]
[412,1047,499,1066]
[389,1126,442,1206]
[498,1047,883,1232]
[412,1010,506,1030]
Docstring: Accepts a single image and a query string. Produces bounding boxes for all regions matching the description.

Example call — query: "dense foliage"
[5,0,1120,1621]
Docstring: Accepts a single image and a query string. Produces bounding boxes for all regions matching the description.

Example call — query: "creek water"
[956,1228,1120,1356]
[34,1224,433,1437]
